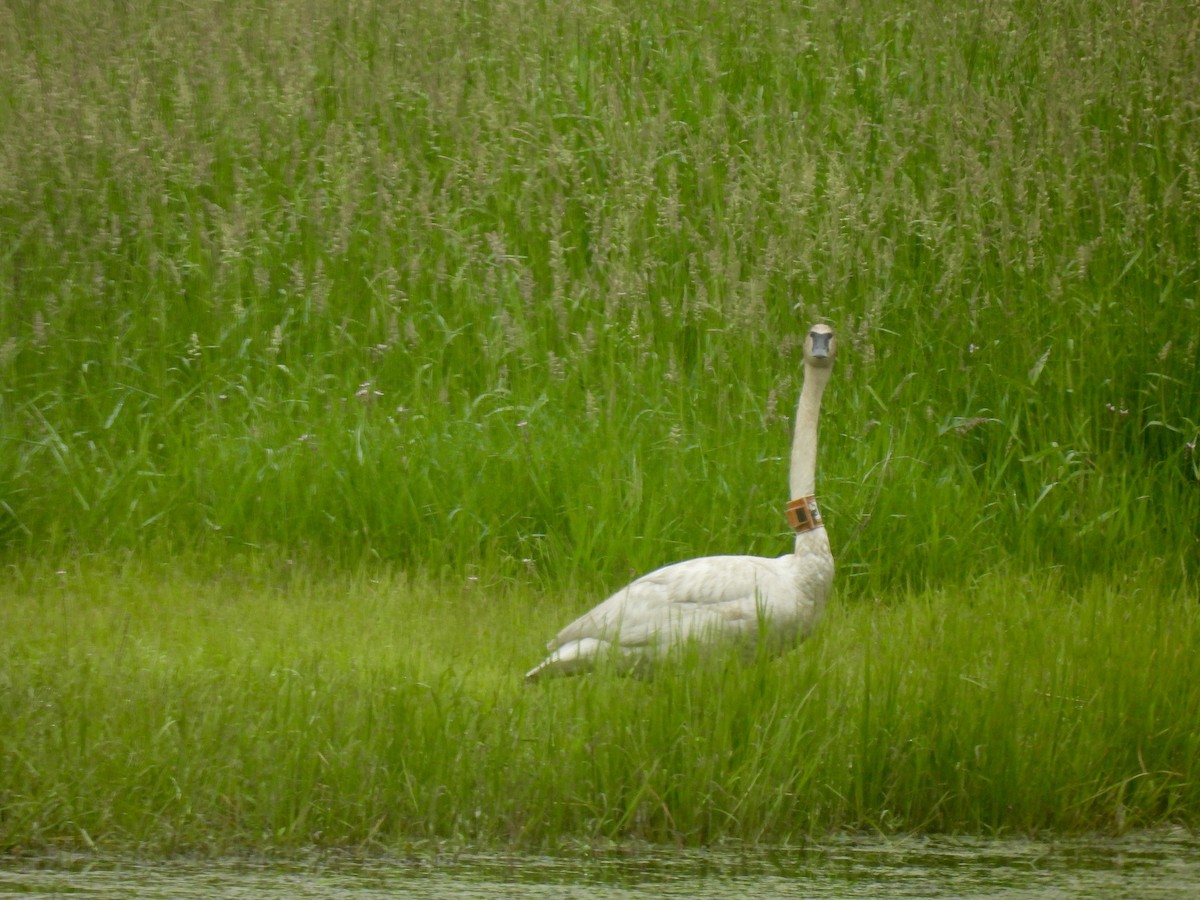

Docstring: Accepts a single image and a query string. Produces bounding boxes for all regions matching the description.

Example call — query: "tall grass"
[1,0,1199,853]
[0,0,1196,591]
[1,559,1196,851]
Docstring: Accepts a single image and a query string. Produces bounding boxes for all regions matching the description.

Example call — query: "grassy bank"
[1,559,1197,852]
[1,0,1199,852]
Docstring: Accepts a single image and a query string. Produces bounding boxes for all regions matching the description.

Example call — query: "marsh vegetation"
[1,0,1197,851]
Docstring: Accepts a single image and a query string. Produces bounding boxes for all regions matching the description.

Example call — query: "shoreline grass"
[1,0,1199,854]
[2,558,1197,853]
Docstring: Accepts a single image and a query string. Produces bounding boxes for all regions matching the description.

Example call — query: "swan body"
[525,324,837,682]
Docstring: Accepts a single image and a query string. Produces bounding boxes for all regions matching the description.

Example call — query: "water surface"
[3,831,1197,898]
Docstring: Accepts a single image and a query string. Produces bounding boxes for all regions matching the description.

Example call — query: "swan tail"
[523,637,608,683]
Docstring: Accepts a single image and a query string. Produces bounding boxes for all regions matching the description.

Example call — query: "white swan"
[524,324,837,682]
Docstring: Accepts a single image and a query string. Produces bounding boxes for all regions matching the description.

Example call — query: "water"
[3,831,1198,898]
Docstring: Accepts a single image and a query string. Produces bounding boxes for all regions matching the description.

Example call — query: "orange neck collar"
[786,496,824,534]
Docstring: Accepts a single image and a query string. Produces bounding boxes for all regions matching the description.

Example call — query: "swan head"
[804,324,837,369]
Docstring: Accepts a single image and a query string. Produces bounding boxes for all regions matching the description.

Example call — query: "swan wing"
[549,554,799,650]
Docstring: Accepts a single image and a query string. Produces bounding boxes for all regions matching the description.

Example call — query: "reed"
[0,0,1196,589]
[1,0,1198,852]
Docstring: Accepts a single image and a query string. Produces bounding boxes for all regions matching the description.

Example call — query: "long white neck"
[788,363,832,499]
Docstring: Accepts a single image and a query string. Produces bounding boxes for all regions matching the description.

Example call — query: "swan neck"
[789,363,830,500]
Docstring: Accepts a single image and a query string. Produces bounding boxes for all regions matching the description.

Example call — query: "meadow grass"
[0,0,1196,587]
[1,558,1196,852]
[0,0,1199,852]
